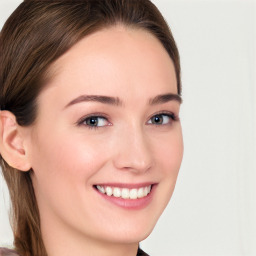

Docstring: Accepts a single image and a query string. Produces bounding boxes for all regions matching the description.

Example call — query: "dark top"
[0,247,149,256]
[137,247,149,256]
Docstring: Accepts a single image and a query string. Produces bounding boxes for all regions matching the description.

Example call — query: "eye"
[148,113,175,125]
[81,116,109,128]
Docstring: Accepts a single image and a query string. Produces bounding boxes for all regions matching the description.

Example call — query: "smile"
[95,185,152,199]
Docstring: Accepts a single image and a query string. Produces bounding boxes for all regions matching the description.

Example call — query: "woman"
[0,0,183,255]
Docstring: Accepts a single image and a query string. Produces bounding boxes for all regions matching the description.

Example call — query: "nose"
[112,125,153,174]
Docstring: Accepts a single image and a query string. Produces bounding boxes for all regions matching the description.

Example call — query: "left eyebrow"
[149,93,182,105]
[64,95,122,109]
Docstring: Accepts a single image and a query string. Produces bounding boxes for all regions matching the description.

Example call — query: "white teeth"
[96,185,105,194]
[143,187,148,197]
[137,187,144,198]
[113,187,121,198]
[129,188,138,199]
[121,188,130,199]
[96,185,152,199]
[105,186,113,196]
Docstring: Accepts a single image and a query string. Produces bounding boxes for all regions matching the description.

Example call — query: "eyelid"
[146,111,180,127]
[148,111,179,122]
[76,113,111,126]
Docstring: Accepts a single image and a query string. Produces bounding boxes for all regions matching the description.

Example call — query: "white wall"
[0,0,255,255]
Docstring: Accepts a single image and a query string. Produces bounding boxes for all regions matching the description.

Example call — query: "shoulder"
[0,248,20,256]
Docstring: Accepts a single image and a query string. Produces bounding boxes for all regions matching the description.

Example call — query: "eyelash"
[77,112,179,130]
[77,113,110,130]
[148,112,179,126]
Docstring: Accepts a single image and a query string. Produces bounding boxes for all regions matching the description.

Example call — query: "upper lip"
[93,182,156,189]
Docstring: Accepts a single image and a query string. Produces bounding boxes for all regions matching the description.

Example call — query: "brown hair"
[0,1,181,255]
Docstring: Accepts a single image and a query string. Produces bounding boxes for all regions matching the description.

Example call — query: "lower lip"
[95,185,156,210]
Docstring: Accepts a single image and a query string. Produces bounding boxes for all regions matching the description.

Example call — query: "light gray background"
[0,0,255,255]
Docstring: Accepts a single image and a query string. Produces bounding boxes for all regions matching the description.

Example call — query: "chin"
[103,226,154,245]
[95,212,160,244]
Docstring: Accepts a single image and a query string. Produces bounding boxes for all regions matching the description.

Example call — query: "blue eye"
[83,116,109,127]
[148,113,175,125]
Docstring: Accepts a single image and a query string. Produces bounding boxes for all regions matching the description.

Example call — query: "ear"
[0,111,31,171]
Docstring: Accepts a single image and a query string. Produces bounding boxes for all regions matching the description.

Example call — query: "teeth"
[113,187,121,197]
[96,185,105,194]
[143,187,148,197]
[137,187,144,198]
[96,185,152,199]
[129,188,138,199]
[121,188,129,199]
[105,186,113,196]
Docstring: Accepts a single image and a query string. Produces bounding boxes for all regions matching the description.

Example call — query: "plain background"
[0,0,255,255]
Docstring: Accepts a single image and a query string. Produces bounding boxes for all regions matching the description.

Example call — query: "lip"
[94,183,157,210]
[94,182,154,189]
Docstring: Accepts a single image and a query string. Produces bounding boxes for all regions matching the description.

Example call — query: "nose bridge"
[113,121,153,173]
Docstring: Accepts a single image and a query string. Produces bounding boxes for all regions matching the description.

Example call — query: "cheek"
[29,129,109,204]
[155,129,183,205]
[153,127,183,204]
[31,127,107,175]
[29,130,112,230]
[155,128,183,176]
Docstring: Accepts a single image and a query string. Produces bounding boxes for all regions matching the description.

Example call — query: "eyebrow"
[149,93,182,105]
[65,95,122,108]
[64,93,182,109]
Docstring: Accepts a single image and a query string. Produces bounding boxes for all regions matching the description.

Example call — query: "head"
[0,1,183,256]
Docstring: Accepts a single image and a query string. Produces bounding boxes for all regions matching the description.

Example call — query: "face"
[26,26,183,246]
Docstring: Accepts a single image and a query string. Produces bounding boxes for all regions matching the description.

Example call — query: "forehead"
[40,26,177,105]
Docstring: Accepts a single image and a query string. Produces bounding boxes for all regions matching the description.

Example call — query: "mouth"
[94,184,153,200]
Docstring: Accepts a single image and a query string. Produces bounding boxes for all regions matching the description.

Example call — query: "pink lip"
[94,184,156,210]
[95,182,154,189]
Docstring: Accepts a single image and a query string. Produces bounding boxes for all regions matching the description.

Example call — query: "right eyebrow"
[149,93,182,105]
[64,95,123,109]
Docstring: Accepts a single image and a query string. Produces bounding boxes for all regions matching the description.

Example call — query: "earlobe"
[0,111,31,172]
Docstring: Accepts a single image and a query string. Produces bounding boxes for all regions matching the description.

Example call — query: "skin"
[19,26,183,256]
